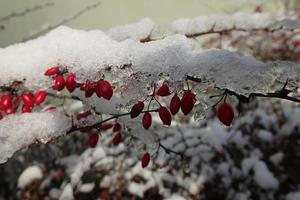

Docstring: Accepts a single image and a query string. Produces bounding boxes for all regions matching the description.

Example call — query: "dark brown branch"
[185,27,272,38]
[159,143,185,158]
[46,92,81,101]
[67,109,158,134]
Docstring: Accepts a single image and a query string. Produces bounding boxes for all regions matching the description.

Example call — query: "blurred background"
[0,0,292,47]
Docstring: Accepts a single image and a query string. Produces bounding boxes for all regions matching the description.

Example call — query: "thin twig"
[22,1,101,42]
[0,2,55,23]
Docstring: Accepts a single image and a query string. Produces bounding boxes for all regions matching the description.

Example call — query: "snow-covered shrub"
[1,6,300,200]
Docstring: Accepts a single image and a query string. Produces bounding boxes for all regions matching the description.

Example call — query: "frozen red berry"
[21,92,34,108]
[34,90,47,105]
[0,94,13,110]
[141,152,150,168]
[181,90,196,115]
[5,107,14,115]
[76,111,92,120]
[52,76,65,91]
[44,66,60,76]
[170,94,181,115]
[22,105,32,113]
[43,106,56,112]
[157,84,170,96]
[130,101,144,118]
[217,102,234,126]
[95,80,113,100]
[112,132,122,145]
[142,112,152,129]
[113,123,121,132]
[83,80,95,98]
[99,123,113,131]
[80,126,92,133]
[158,106,172,126]
[88,133,99,148]
[65,73,76,93]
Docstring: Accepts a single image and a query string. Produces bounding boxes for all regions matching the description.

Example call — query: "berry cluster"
[45,66,113,100]
[0,65,236,168]
[130,83,197,130]
[128,82,197,167]
[0,89,47,120]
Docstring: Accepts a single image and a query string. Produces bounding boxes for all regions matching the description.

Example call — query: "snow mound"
[18,165,43,188]
[0,111,71,163]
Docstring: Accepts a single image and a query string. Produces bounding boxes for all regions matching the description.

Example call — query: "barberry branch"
[46,92,81,101]
[67,109,158,134]
[158,143,185,158]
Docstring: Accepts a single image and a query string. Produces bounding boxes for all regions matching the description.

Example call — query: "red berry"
[0,113,3,120]
[0,95,13,110]
[21,93,34,108]
[217,102,234,126]
[80,126,92,133]
[22,105,32,113]
[65,73,76,93]
[5,107,14,115]
[130,101,144,118]
[141,152,150,168]
[76,111,92,120]
[170,94,181,115]
[44,66,60,76]
[34,91,47,105]
[95,80,113,100]
[83,80,96,98]
[112,132,122,145]
[142,112,152,129]
[113,123,121,132]
[43,106,56,112]
[181,90,196,115]
[158,106,172,126]
[88,133,99,148]
[157,84,170,96]
[52,76,65,91]
[99,123,113,131]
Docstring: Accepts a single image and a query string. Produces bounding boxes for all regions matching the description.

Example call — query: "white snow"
[253,160,279,190]
[0,24,299,95]
[0,111,71,163]
[78,183,95,193]
[59,183,74,200]
[171,13,273,35]
[17,165,43,188]
[108,17,156,41]
[286,191,300,200]
[257,130,274,142]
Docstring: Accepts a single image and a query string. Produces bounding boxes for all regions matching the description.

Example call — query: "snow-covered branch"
[1,13,300,165]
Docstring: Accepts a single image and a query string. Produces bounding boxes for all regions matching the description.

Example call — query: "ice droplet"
[194,100,208,121]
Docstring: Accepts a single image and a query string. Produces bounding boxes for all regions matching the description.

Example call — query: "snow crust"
[0,111,71,163]
[1,24,300,95]
[171,13,274,35]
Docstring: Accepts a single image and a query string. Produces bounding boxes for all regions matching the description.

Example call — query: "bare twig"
[22,1,101,42]
[0,2,55,23]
